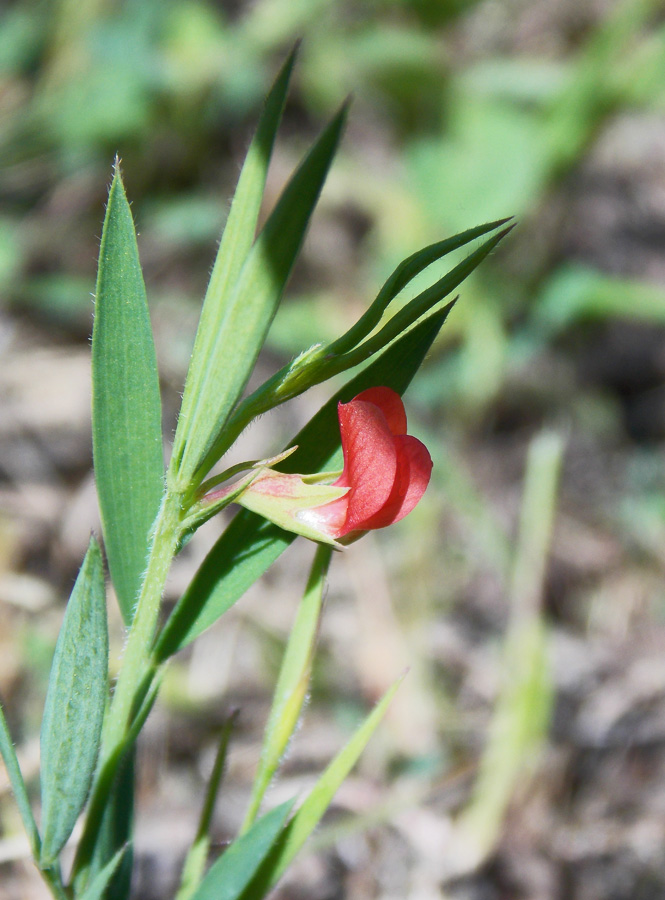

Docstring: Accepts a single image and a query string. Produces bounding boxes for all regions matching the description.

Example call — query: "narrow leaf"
[457,431,561,865]
[155,308,448,659]
[190,800,294,900]
[40,537,108,865]
[93,166,164,623]
[175,103,349,485]
[79,749,135,900]
[339,226,513,369]
[326,217,512,356]
[242,678,403,898]
[209,220,506,459]
[242,546,332,831]
[176,711,238,900]
[171,48,296,476]
[79,847,127,900]
[0,701,40,857]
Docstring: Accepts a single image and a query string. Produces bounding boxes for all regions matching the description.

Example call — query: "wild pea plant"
[0,50,509,900]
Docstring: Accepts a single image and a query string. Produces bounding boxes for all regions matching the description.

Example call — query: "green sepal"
[234,469,348,547]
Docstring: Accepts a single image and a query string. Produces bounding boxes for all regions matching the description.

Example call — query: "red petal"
[335,399,398,534]
[351,387,407,435]
[360,435,432,529]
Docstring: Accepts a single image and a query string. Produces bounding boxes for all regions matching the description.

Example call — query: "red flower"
[302,387,432,539]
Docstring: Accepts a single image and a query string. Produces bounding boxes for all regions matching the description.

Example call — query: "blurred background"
[3,0,665,897]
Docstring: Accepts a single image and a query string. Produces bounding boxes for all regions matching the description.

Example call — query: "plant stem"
[40,865,70,900]
[105,489,183,743]
[71,488,184,884]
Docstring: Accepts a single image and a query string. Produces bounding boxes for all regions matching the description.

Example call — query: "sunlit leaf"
[92,167,164,624]
[190,800,294,900]
[171,48,296,480]
[240,678,403,897]
[242,545,332,831]
[40,537,108,865]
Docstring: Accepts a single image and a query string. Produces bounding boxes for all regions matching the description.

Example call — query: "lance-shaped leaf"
[0,702,40,858]
[92,167,164,624]
[155,307,450,660]
[78,847,127,900]
[175,711,238,900]
[207,223,511,465]
[173,102,348,486]
[170,48,296,479]
[76,750,135,900]
[40,537,108,865]
[240,678,403,898]
[189,800,294,900]
[242,545,332,832]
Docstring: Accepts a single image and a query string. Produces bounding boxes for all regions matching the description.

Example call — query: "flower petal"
[335,398,398,534]
[351,386,407,435]
[360,435,432,530]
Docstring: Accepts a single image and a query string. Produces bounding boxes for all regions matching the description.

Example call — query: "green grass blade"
[155,308,448,660]
[456,432,562,866]
[92,166,164,624]
[40,537,108,865]
[176,103,349,485]
[242,545,332,832]
[176,711,238,900]
[78,847,127,900]
[190,800,294,900]
[242,678,403,898]
[0,701,40,858]
[171,48,296,477]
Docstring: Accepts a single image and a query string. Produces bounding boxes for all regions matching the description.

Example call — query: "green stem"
[241,544,332,833]
[71,489,184,884]
[40,865,70,900]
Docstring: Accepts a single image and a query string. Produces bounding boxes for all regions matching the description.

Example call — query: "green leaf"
[241,678,403,897]
[0,701,40,858]
[78,847,127,900]
[92,166,164,624]
[326,217,511,357]
[190,800,294,900]
[173,101,349,485]
[155,308,449,660]
[176,712,238,900]
[171,48,296,481]
[81,749,135,900]
[40,537,108,865]
[217,223,509,456]
[457,431,560,865]
[242,545,332,831]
